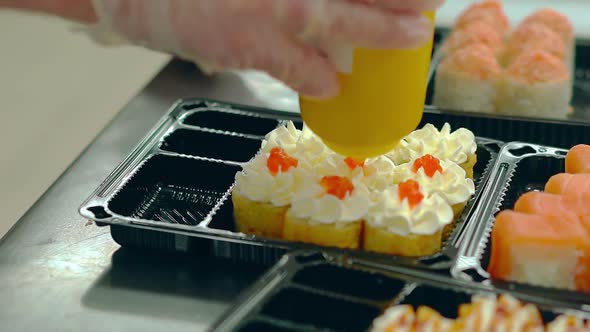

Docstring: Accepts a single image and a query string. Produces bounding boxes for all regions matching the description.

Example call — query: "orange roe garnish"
[266,147,298,175]
[344,157,365,170]
[398,180,424,209]
[412,154,443,177]
[321,176,354,200]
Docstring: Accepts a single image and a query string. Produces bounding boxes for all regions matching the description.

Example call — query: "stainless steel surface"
[0,60,290,332]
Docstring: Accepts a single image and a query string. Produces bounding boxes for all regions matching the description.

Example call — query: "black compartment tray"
[451,142,590,304]
[79,99,503,270]
[211,251,590,332]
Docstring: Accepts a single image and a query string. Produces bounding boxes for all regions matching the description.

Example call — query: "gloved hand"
[90,0,443,98]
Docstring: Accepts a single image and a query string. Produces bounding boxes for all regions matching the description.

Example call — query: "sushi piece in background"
[487,210,590,291]
[502,22,567,66]
[440,21,504,59]
[566,144,590,174]
[453,0,511,38]
[522,8,575,68]
[496,50,570,119]
[545,173,590,196]
[433,44,501,114]
[514,191,590,218]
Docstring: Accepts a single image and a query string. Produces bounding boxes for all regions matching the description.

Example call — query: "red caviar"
[321,176,354,200]
[398,179,424,209]
[412,154,443,177]
[267,147,298,175]
[344,157,365,170]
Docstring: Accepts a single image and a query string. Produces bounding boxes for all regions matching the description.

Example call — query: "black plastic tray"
[211,251,590,332]
[79,99,502,270]
[451,142,590,305]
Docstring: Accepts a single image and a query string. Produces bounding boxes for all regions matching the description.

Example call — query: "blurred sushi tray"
[79,3,590,332]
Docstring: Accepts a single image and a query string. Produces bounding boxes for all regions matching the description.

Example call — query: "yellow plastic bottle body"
[300,12,436,160]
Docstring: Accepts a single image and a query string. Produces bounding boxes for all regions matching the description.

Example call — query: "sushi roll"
[545,173,590,195]
[433,44,501,114]
[487,210,590,291]
[502,23,567,66]
[393,154,475,238]
[232,146,308,238]
[388,123,478,179]
[514,191,590,218]
[453,0,511,38]
[546,315,589,332]
[521,8,575,69]
[566,144,590,174]
[370,305,415,332]
[496,50,571,119]
[283,173,370,249]
[363,180,454,257]
[440,21,504,59]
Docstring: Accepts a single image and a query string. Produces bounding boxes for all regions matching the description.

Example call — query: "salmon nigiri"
[514,191,590,217]
[566,144,590,174]
[545,173,590,196]
[488,210,589,290]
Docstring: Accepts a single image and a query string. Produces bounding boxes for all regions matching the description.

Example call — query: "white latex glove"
[89,0,442,98]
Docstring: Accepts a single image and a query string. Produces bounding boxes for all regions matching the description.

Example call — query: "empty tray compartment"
[160,128,262,162]
[291,263,406,302]
[182,109,280,136]
[260,287,381,332]
[108,154,239,224]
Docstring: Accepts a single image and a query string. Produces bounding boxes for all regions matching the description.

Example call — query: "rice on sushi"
[496,50,571,119]
[433,44,501,114]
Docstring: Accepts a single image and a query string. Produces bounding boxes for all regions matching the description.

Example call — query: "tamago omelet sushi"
[232,121,329,238]
[433,44,502,114]
[363,180,454,257]
[283,173,370,250]
[393,154,475,238]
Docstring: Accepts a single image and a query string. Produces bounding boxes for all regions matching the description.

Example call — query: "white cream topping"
[315,154,396,192]
[371,305,415,332]
[234,150,309,207]
[260,121,331,168]
[393,158,475,206]
[289,173,370,224]
[260,120,301,154]
[365,187,453,236]
[388,123,477,165]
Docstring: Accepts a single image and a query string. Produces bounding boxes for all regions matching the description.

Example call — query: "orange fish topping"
[412,154,443,178]
[344,157,365,170]
[398,179,424,209]
[266,147,298,175]
[321,176,354,200]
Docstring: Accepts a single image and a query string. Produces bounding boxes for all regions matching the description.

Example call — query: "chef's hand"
[91,0,442,98]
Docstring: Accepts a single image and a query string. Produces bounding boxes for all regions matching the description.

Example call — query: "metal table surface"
[0,60,300,332]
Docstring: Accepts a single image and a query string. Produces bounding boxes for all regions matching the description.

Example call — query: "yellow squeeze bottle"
[300,12,436,160]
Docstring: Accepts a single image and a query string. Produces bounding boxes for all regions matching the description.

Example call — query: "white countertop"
[1,1,588,240]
